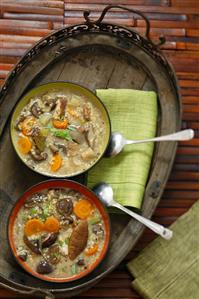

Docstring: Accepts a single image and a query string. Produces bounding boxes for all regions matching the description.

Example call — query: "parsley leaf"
[40,206,49,221]
[51,128,72,140]
[58,240,64,246]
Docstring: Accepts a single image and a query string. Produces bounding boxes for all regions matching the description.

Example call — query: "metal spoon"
[105,129,194,157]
[93,183,173,240]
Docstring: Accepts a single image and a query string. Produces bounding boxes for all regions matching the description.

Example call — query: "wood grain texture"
[0,1,199,299]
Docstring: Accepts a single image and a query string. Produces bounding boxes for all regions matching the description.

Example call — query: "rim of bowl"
[8,179,111,283]
[10,81,111,178]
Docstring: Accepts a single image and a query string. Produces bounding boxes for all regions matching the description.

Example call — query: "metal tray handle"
[0,281,54,299]
[84,5,165,46]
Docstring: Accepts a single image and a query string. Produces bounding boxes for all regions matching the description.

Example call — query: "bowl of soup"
[8,180,110,282]
[10,82,111,177]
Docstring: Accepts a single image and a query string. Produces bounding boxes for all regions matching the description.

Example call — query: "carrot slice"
[74,199,93,219]
[50,154,62,172]
[21,116,37,136]
[24,219,44,236]
[18,136,32,154]
[85,243,98,256]
[44,216,60,233]
[52,119,68,129]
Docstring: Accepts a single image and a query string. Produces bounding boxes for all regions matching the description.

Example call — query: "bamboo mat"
[1,0,199,298]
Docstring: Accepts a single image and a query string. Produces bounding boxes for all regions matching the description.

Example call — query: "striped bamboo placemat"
[1,1,199,298]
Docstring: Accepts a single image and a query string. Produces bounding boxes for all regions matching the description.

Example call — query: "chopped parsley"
[46,123,72,140]
[52,129,72,140]
[29,208,38,216]
[22,214,28,222]
[52,252,60,258]
[64,238,69,244]
[71,264,77,275]
[88,216,101,225]
[40,206,49,221]
[58,238,69,246]
[58,240,64,246]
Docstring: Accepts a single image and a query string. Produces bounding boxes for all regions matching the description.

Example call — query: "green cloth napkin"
[127,200,199,299]
[87,89,157,209]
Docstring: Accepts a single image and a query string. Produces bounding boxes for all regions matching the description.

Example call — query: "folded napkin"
[87,89,157,209]
[127,200,199,299]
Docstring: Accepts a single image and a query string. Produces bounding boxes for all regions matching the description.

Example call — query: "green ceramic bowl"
[10,82,111,178]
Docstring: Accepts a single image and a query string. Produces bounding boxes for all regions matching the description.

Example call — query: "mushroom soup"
[13,89,107,176]
[12,188,106,280]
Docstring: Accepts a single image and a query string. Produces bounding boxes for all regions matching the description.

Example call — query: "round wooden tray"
[0,5,181,299]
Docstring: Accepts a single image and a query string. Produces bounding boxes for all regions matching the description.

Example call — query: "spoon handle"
[112,202,173,240]
[126,129,194,145]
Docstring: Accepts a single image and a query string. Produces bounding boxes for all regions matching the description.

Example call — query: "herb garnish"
[58,240,64,246]
[64,238,69,244]
[51,129,72,140]
[46,124,72,140]
[29,208,38,216]
[40,205,49,221]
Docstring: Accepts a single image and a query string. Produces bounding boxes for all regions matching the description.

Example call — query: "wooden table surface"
[1,0,199,298]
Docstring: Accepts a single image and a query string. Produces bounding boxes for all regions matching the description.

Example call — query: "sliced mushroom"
[49,143,59,154]
[53,98,67,119]
[30,148,48,162]
[77,257,85,266]
[59,98,67,116]
[31,127,40,137]
[46,244,61,265]
[41,233,58,248]
[17,249,28,261]
[70,130,86,144]
[15,108,32,130]
[42,95,57,112]
[69,221,88,260]
[44,101,56,112]
[83,103,91,121]
[23,235,41,254]
[63,215,74,223]
[85,124,96,149]
[56,198,73,216]
[32,133,46,152]
[54,143,67,154]
[24,193,47,208]
[31,103,43,118]
[15,115,26,131]
[60,216,74,228]
[65,215,74,223]
[92,224,104,235]
[37,260,53,274]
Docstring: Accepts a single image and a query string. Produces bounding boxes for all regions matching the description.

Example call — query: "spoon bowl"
[105,133,125,157]
[93,183,114,206]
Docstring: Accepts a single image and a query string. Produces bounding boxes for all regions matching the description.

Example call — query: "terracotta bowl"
[10,82,111,178]
[8,180,110,283]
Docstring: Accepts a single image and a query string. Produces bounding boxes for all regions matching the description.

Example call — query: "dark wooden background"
[1,0,199,298]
